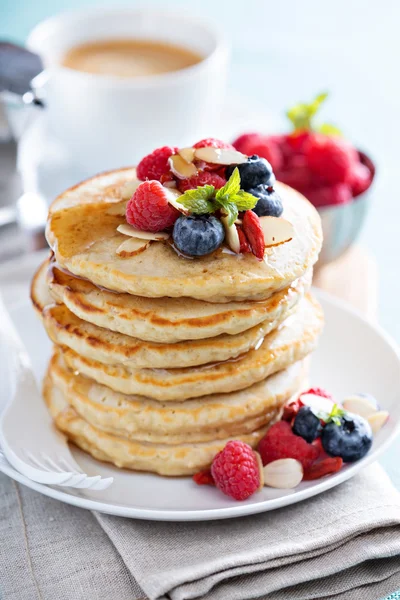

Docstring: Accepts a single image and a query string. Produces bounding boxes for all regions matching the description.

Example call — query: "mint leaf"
[231,190,258,211]
[215,197,238,226]
[176,168,256,225]
[216,167,241,201]
[177,185,215,214]
[325,403,346,426]
[286,92,329,132]
[318,123,342,136]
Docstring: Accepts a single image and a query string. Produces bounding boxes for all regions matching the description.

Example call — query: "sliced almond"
[163,186,189,215]
[117,223,170,241]
[163,180,177,189]
[169,154,197,179]
[194,147,247,165]
[367,411,389,434]
[263,459,303,489]
[106,200,128,216]
[299,393,334,415]
[221,215,240,253]
[178,147,195,163]
[121,179,141,200]
[343,394,378,418]
[116,237,149,258]
[259,216,294,248]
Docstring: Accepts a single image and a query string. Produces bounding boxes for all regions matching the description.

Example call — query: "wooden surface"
[313,245,377,320]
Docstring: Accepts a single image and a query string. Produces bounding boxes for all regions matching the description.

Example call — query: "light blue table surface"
[0,5,399,590]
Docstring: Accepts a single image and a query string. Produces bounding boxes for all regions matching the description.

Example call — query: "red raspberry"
[300,387,333,400]
[303,457,343,480]
[282,399,304,421]
[350,162,372,197]
[267,134,294,167]
[286,131,312,153]
[137,146,178,181]
[242,210,265,260]
[126,180,179,232]
[304,183,352,208]
[211,440,262,501]
[306,135,358,184]
[232,133,283,170]
[177,170,226,193]
[232,133,261,153]
[266,421,293,437]
[193,138,234,150]
[193,469,215,486]
[311,437,329,460]
[277,155,315,193]
[237,226,252,254]
[258,422,319,470]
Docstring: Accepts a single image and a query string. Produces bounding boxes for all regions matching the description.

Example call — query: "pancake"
[47,350,308,444]
[45,168,322,302]
[44,374,270,475]
[61,294,323,400]
[45,256,312,343]
[32,261,304,369]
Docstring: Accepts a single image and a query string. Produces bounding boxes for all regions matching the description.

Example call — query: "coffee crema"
[61,38,203,77]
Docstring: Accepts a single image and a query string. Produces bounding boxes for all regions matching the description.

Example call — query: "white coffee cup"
[26,8,229,174]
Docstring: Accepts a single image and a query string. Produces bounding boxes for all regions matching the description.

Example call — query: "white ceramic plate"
[0,254,399,521]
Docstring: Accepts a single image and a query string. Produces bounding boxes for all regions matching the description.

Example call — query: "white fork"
[0,295,113,491]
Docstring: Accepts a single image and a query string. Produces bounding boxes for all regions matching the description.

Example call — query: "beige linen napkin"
[1,463,400,600]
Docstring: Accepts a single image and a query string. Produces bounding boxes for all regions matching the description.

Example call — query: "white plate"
[0,256,399,521]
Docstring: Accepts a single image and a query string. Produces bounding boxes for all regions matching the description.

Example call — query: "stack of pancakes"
[31,168,324,476]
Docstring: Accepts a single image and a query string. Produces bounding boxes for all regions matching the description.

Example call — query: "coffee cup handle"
[0,70,50,142]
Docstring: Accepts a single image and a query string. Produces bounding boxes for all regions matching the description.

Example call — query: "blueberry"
[292,406,322,443]
[173,215,224,257]
[226,155,274,189]
[249,185,283,217]
[321,413,373,462]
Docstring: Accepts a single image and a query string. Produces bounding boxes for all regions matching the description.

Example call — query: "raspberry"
[258,422,319,470]
[136,146,178,181]
[126,180,179,232]
[303,457,343,480]
[193,138,234,150]
[232,133,261,153]
[232,133,283,170]
[237,226,251,253]
[266,421,292,437]
[300,387,333,400]
[311,437,329,460]
[306,135,358,184]
[211,440,262,501]
[177,171,226,193]
[286,131,312,153]
[304,183,352,208]
[193,469,215,486]
[276,155,314,193]
[242,210,265,260]
[350,162,372,197]
[282,399,304,422]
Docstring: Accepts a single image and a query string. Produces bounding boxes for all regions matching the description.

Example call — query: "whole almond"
[343,394,378,418]
[367,411,389,434]
[263,458,303,489]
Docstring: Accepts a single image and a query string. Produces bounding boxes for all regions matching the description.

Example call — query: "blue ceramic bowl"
[316,151,375,266]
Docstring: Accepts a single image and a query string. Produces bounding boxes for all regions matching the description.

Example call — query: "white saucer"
[0,254,399,521]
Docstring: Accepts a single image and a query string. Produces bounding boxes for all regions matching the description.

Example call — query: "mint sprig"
[315,403,346,426]
[176,168,258,225]
[176,185,214,214]
[286,92,341,136]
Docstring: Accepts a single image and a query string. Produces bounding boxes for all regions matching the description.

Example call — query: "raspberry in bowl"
[232,93,375,265]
